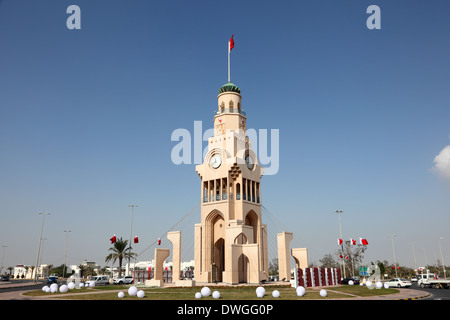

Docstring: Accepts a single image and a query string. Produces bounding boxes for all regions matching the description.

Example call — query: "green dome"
[218,81,241,94]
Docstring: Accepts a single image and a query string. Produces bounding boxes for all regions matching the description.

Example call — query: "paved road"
[409,284,450,300]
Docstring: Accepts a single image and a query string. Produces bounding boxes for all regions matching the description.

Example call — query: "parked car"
[1,276,9,281]
[341,277,360,285]
[47,276,58,284]
[114,275,134,285]
[385,278,412,288]
[86,275,110,286]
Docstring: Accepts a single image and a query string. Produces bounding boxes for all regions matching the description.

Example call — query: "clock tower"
[195,81,268,284]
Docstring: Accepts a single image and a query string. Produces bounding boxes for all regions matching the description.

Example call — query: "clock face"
[210,155,222,169]
[245,155,254,170]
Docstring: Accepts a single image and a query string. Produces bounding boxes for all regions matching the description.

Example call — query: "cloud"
[432,145,450,181]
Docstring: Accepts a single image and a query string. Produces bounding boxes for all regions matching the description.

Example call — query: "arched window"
[236,183,241,200]
[229,100,234,111]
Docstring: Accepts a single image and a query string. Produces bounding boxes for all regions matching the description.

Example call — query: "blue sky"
[1,0,449,272]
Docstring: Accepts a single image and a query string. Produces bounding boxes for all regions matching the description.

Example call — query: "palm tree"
[105,237,135,277]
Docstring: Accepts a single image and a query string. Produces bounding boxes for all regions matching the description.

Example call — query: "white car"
[113,275,134,285]
[385,278,412,288]
[86,275,110,286]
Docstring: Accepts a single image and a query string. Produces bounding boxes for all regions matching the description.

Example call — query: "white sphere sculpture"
[42,286,49,292]
[256,286,265,297]
[79,282,84,288]
[319,289,327,297]
[195,292,202,299]
[201,286,211,297]
[128,286,138,296]
[348,280,354,285]
[89,281,96,288]
[272,290,280,298]
[376,281,383,289]
[212,291,220,299]
[118,291,125,298]
[67,282,75,290]
[50,283,58,293]
[296,286,306,297]
[384,283,389,289]
[137,290,145,298]
[366,280,372,287]
[45,287,51,293]
[59,284,68,293]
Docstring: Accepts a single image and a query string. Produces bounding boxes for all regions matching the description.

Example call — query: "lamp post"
[0,246,7,275]
[389,235,398,277]
[63,230,71,279]
[411,243,417,271]
[439,237,446,280]
[335,210,346,278]
[128,204,138,275]
[34,212,50,282]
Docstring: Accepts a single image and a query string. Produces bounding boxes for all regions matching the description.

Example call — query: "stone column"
[167,231,181,282]
[277,231,293,281]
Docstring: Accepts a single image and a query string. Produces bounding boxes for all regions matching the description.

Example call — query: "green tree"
[105,237,136,277]
[319,253,339,268]
[336,241,367,277]
[268,258,278,276]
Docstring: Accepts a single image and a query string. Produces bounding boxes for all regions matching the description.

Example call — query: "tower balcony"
[214,108,246,116]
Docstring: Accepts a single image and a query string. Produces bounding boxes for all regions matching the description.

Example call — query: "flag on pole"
[337,238,343,245]
[350,238,356,245]
[359,237,368,245]
[134,236,139,244]
[110,234,116,244]
[157,237,161,245]
[229,34,235,52]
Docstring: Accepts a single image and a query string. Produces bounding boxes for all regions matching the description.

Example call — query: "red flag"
[157,237,161,245]
[350,238,356,245]
[110,235,116,244]
[345,256,349,260]
[337,238,343,245]
[229,34,235,52]
[339,254,343,259]
[359,237,368,245]
[134,236,139,244]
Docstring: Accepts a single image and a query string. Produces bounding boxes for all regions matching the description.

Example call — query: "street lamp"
[0,246,7,275]
[34,212,50,282]
[389,235,398,277]
[63,230,71,279]
[128,204,138,275]
[439,237,446,280]
[334,210,346,278]
[411,243,417,271]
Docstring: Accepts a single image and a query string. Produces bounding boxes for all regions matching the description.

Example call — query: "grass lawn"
[23,284,400,300]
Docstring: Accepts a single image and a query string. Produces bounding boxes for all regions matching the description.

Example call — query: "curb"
[395,292,431,300]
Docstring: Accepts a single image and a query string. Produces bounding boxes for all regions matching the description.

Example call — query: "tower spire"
[228,34,234,82]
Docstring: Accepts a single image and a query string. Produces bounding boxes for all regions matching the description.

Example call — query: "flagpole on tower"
[228,34,234,83]
[228,41,231,82]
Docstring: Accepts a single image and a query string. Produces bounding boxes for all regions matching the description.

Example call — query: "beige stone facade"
[194,83,269,284]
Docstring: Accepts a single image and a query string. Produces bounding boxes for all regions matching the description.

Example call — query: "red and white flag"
[157,237,161,245]
[134,236,139,244]
[337,238,343,245]
[350,238,356,245]
[229,34,235,52]
[110,234,116,244]
[359,237,368,245]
